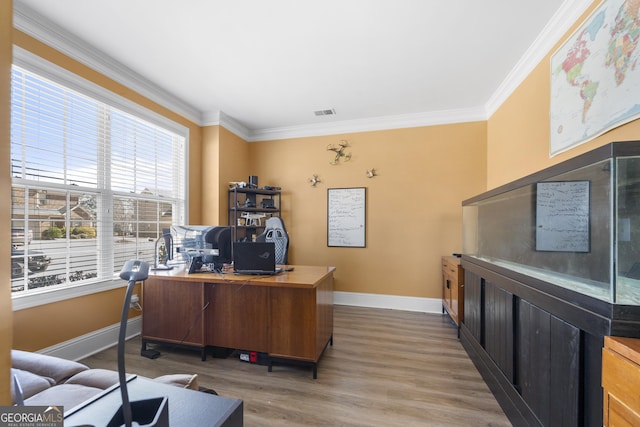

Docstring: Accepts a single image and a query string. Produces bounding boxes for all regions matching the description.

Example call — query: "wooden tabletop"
[147,264,336,288]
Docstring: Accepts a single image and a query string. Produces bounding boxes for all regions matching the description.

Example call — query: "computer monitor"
[171,225,232,271]
[161,228,173,262]
[203,226,232,270]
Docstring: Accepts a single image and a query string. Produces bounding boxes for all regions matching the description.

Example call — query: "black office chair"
[256,217,289,264]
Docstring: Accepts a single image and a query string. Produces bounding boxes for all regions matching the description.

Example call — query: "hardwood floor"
[80,305,512,426]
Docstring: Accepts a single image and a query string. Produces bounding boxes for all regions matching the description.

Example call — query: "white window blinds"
[10,65,186,295]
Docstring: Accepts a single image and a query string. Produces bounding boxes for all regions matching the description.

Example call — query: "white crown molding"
[202,110,253,141]
[13,1,203,125]
[485,0,594,117]
[201,110,221,127]
[247,107,487,142]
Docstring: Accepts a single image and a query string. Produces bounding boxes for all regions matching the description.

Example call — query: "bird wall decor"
[366,168,377,178]
[309,174,321,187]
[327,140,352,165]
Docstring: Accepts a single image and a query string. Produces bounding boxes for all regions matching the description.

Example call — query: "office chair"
[256,217,289,264]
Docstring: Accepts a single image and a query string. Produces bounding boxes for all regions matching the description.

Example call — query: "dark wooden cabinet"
[484,281,513,382]
[516,300,581,427]
[460,259,617,426]
[441,256,464,327]
[463,269,482,343]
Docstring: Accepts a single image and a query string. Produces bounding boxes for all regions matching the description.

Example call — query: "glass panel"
[112,197,156,274]
[616,156,640,304]
[464,159,613,302]
[11,68,100,187]
[9,188,103,293]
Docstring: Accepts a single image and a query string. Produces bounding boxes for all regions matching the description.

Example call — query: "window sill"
[12,278,124,311]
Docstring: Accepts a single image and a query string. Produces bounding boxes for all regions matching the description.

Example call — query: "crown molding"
[201,110,253,140]
[485,0,593,117]
[13,1,203,125]
[246,107,487,142]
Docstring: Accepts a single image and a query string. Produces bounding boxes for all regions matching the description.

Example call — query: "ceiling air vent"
[314,108,336,116]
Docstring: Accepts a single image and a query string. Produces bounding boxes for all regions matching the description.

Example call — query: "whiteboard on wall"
[327,187,366,247]
[535,181,590,252]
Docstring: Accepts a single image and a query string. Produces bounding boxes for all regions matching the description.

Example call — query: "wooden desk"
[64,376,242,426]
[141,265,335,378]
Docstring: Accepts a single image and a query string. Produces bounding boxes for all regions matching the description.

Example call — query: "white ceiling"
[14,0,591,141]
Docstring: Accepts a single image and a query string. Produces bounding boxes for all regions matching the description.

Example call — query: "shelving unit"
[228,187,281,242]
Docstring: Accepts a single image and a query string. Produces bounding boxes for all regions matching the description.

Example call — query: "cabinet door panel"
[205,283,269,352]
[609,397,640,427]
[450,271,461,321]
[269,287,316,360]
[517,300,580,427]
[484,280,513,381]
[463,270,482,342]
[142,278,204,346]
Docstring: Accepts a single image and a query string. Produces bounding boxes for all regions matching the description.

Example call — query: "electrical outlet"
[130,293,139,309]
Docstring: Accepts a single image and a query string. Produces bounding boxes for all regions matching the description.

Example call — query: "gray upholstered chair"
[256,217,289,264]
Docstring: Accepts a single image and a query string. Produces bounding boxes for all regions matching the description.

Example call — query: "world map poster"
[550,0,640,156]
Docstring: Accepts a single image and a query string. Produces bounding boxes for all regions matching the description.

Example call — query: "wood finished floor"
[80,305,512,426]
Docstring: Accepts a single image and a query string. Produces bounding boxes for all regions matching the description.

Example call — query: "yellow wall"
[13,287,138,350]
[200,125,250,225]
[1,0,13,406]
[244,123,487,298]
[487,0,640,188]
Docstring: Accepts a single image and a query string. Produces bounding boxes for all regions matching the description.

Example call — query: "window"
[10,63,187,299]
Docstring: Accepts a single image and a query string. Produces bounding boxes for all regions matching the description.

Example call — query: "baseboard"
[38,316,142,361]
[334,291,442,313]
[36,294,440,361]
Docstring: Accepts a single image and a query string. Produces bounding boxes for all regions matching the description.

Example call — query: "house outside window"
[10,61,187,299]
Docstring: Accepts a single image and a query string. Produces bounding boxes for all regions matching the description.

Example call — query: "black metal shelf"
[228,187,281,242]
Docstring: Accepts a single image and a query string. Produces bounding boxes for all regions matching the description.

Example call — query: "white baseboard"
[334,291,442,313]
[36,293,441,361]
[38,316,142,362]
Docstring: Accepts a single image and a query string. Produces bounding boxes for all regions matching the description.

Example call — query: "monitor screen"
[203,226,232,270]
[161,228,173,262]
[171,225,232,271]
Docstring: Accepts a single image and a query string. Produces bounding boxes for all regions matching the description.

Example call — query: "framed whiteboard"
[536,180,590,252]
[327,187,366,247]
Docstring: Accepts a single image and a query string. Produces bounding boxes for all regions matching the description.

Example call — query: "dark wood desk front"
[141,265,335,376]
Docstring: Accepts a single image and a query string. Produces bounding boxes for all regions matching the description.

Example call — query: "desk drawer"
[603,347,640,415]
[442,258,462,283]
